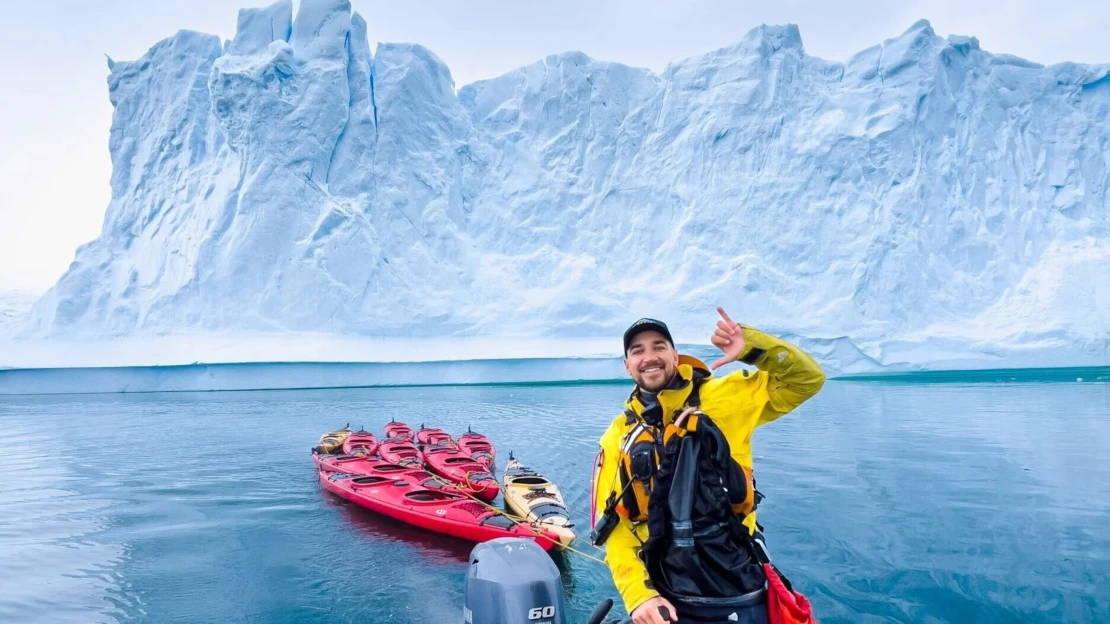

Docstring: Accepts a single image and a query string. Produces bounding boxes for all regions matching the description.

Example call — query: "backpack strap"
[684,367,709,408]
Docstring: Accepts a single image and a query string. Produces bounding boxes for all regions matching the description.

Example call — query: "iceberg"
[0,291,38,339]
[6,1,1110,383]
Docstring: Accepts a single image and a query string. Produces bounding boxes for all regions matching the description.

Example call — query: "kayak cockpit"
[405,490,465,503]
[510,476,548,486]
[348,475,392,486]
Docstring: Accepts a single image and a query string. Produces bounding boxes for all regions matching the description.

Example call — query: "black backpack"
[641,410,768,603]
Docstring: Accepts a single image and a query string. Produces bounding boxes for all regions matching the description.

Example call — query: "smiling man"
[591,308,826,624]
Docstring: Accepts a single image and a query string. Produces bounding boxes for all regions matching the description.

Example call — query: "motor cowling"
[463,538,566,624]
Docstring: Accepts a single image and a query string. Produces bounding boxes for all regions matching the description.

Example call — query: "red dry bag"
[763,563,817,624]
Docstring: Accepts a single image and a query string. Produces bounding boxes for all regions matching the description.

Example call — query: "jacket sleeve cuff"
[624,591,660,618]
[737,326,772,365]
[738,345,767,365]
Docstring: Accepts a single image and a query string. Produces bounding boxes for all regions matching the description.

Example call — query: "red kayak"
[342,429,379,456]
[416,424,455,447]
[316,453,484,494]
[458,427,496,469]
[423,445,500,501]
[319,470,556,551]
[384,420,414,442]
[314,453,483,495]
[314,452,395,475]
[379,439,423,468]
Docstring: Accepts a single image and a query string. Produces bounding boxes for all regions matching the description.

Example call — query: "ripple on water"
[0,421,134,623]
[2,381,1109,623]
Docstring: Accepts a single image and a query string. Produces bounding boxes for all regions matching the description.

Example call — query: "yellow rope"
[422,471,610,566]
[571,536,609,558]
[325,431,613,568]
[555,538,609,566]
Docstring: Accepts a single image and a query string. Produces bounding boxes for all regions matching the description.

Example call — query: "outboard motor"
[463,538,566,624]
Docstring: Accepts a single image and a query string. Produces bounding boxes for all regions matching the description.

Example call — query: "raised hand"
[709,306,746,370]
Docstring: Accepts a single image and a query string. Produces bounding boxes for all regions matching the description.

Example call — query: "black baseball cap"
[623,318,674,354]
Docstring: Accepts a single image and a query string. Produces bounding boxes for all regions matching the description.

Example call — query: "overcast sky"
[1,0,1107,292]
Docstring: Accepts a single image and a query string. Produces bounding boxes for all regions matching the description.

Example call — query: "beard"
[635,364,676,392]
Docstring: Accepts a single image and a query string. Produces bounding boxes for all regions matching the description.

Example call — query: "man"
[591,307,826,624]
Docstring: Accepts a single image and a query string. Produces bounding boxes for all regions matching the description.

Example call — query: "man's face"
[624,330,679,392]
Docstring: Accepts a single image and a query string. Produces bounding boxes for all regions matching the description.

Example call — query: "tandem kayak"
[383,419,414,442]
[314,453,490,499]
[342,429,378,456]
[378,439,424,467]
[415,424,454,447]
[458,427,496,470]
[314,451,395,475]
[424,444,500,501]
[318,471,558,551]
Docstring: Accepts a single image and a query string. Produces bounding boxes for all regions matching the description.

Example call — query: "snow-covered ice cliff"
[14,0,1110,374]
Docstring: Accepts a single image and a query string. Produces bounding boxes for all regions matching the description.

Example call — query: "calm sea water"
[1,379,1108,623]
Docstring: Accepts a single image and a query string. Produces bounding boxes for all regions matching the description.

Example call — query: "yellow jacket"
[592,325,826,614]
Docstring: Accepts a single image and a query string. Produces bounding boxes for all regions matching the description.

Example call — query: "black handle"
[586,598,614,624]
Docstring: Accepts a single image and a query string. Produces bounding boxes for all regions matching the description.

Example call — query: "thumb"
[658,598,676,622]
[709,356,729,370]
